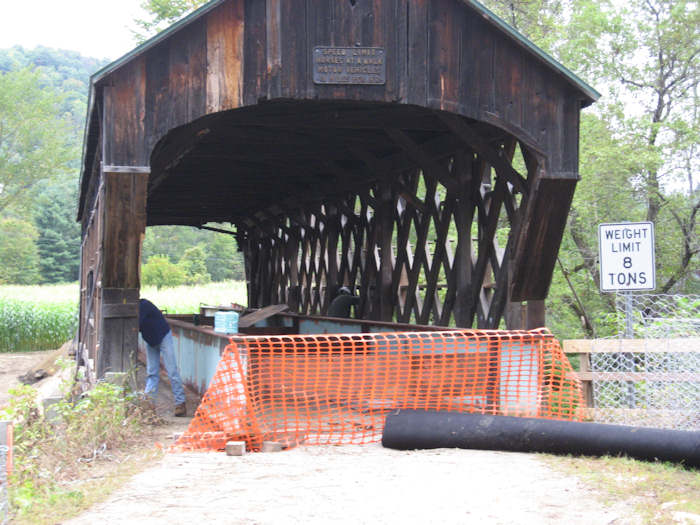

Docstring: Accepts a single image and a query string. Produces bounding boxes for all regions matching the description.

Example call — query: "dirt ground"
[0,350,54,407]
[63,444,637,525]
[2,352,640,524]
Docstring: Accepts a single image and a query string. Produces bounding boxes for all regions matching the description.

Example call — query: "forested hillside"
[0,46,244,287]
[0,46,99,284]
[0,47,104,140]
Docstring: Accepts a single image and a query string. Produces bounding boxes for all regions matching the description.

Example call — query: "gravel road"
[65,443,636,524]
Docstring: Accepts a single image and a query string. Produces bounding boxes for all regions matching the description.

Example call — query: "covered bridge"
[77,0,598,380]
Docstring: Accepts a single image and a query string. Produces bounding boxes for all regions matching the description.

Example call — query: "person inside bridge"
[139,298,187,417]
[327,286,361,318]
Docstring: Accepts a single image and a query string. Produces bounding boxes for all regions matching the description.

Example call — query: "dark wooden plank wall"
[79,182,103,384]
[103,59,147,167]
[206,0,245,112]
[97,0,581,173]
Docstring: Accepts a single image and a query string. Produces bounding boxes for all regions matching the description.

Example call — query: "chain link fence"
[590,294,700,430]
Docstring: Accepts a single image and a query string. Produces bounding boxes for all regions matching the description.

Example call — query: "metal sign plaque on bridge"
[313,46,386,85]
[598,222,656,292]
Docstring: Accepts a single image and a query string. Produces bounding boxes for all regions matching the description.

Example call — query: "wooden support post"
[505,257,525,329]
[505,301,525,329]
[526,300,545,329]
[578,350,594,408]
[324,204,340,313]
[285,214,301,312]
[259,239,272,307]
[453,152,475,327]
[243,233,257,308]
[378,182,394,321]
[99,288,140,378]
[97,168,147,379]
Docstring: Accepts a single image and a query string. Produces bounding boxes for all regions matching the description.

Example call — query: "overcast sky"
[0,0,147,60]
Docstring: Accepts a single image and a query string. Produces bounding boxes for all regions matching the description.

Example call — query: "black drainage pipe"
[382,409,700,468]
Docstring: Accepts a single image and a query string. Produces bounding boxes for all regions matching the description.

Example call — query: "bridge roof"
[91,0,599,103]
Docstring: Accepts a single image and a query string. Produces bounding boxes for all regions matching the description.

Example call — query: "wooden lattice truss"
[243,118,541,329]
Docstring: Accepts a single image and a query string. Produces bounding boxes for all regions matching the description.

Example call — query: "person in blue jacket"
[139,298,187,416]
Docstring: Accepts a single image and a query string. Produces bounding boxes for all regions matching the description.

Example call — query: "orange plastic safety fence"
[175,328,584,452]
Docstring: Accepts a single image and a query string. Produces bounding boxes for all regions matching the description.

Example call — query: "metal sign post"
[598,222,656,409]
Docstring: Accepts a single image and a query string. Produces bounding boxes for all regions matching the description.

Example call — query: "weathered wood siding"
[96,0,581,176]
[206,1,245,112]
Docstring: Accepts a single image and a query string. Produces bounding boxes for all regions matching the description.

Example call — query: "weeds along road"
[65,443,637,525]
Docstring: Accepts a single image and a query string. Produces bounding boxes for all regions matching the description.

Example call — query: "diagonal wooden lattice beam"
[240,135,528,329]
[436,112,528,195]
[383,128,460,193]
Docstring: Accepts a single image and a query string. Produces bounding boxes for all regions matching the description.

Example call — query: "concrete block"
[42,397,63,422]
[0,421,10,447]
[104,372,127,388]
[261,441,283,453]
[225,441,246,456]
[1,420,13,476]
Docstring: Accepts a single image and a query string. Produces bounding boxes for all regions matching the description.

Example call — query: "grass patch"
[141,280,247,313]
[543,454,700,523]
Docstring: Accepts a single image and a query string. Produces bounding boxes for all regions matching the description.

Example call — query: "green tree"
[0,46,109,140]
[484,0,565,51]
[558,0,699,305]
[206,233,245,281]
[133,0,209,42]
[142,224,246,281]
[0,47,106,286]
[0,218,40,284]
[141,255,186,289]
[142,225,203,264]
[0,68,74,215]
[35,183,81,283]
[178,245,211,285]
[481,0,699,337]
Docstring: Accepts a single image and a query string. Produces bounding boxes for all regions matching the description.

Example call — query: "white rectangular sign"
[598,222,656,292]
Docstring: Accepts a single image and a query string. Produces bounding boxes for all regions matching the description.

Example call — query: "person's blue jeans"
[145,331,186,405]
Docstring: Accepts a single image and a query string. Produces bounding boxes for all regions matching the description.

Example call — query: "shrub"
[178,246,211,285]
[141,255,186,289]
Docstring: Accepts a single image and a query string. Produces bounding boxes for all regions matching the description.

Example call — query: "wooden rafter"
[437,112,528,195]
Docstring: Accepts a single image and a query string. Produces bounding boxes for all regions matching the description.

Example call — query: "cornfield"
[0,282,247,353]
[0,296,78,353]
